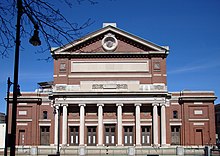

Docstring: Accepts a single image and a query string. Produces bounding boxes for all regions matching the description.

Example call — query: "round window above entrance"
[102,33,118,52]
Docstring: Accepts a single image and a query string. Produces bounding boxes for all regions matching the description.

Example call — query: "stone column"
[152,103,159,146]
[116,103,123,146]
[54,105,59,145]
[97,103,104,146]
[79,104,86,146]
[160,103,167,146]
[62,104,68,145]
[135,103,142,146]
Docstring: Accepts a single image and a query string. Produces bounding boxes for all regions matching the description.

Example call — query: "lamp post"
[4,78,21,156]
[4,78,13,156]
[10,0,41,155]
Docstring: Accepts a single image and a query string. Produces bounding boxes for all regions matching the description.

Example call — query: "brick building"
[8,23,216,147]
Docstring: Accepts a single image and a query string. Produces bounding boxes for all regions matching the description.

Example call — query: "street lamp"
[10,0,41,155]
[4,77,21,156]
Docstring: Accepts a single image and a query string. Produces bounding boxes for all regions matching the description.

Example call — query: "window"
[69,126,79,146]
[87,127,96,146]
[124,126,133,146]
[173,110,178,119]
[59,63,66,72]
[105,124,115,146]
[43,111,48,119]
[153,62,161,71]
[141,126,151,145]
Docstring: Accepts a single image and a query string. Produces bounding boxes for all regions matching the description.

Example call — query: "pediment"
[51,25,169,57]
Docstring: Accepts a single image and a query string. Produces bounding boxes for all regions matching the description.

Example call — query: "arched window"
[173,110,178,119]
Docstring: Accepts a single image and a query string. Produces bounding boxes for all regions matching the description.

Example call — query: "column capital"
[152,103,159,107]
[54,104,60,108]
[135,103,142,107]
[160,103,166,107]
[116,103,123,107]
[79,103,86,107]
[61,104,68,107]
[97,103,104,107]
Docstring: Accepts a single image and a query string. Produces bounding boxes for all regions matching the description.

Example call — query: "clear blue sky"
[1,0,220,113]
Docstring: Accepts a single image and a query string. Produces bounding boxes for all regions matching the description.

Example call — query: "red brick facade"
[8,24,216,147]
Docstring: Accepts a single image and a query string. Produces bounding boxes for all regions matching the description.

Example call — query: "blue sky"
[1,0,220,113]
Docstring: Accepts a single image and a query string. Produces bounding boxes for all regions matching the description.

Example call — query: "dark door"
[141,126,151,145]
[124,126,133,146]
[40,126,50,145]
[105,125,115,146]
[171,126,180,145]
[18,130,25,146]
[87,126,96,146]
[69,126,79,146]
[195,129,203,145]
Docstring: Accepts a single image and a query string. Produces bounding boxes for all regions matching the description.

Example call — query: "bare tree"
[0,0,99,59]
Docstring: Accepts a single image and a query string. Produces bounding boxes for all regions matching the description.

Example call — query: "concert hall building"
[8,23,216,148]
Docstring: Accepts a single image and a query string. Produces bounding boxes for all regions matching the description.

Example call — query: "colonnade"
[53,102,167,146]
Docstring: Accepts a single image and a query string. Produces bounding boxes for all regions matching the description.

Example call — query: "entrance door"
[195,129,203,145]
[87,126,96,146]
[171,126,180,145]
[69,126,79,146]
[40,126,50,145]
[18,130,25,146]
[124,126,133,146]
[141,126,151,145]
[105,125,115,146]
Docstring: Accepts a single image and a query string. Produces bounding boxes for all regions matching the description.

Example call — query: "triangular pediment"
[51,25,169,57]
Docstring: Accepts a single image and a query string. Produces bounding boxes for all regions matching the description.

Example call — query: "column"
[62,104,68,145]
[135,103,142,146]
[160,103,167,146]
[97,103,104,146]
[79,104,86,146]
[116,103,123,146]
[152,103,159,146]
[54,105,59,145]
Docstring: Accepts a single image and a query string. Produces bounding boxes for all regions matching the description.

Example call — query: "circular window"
[102,34,118,51]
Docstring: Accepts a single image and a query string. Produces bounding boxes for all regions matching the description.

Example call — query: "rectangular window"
[105,124,115,146]
[69,126,79,146]
[59,63,66,72]
[153,62,161,71]
[43,111,48,119]
[141,126,151,145]
[173,111,178,119]
[87,126,96,146]
[124,126,133,146]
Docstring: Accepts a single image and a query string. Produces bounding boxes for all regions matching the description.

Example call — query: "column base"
[152,144,160,147]
[160,144,170,147]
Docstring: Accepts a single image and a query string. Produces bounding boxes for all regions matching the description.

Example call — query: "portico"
[52,94,169,147]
